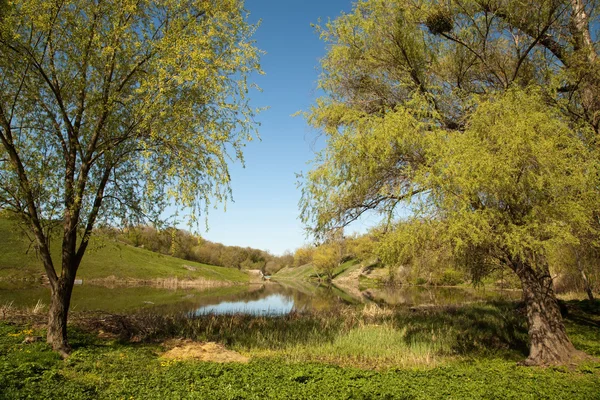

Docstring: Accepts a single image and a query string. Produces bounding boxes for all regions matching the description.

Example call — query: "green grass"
[332,259,360,278]
[272,263,318,281]
[333,259,364,280]
[273,259,361,283]
[1,300,599,399]
[0,217,248,283]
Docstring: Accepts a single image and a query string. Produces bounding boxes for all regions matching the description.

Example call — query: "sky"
[192,0,372,256]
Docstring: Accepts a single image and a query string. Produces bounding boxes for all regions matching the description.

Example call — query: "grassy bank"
[273,260,361,283]
[1,300,599,399]
[272,263,318,281]
[0,218,248,283]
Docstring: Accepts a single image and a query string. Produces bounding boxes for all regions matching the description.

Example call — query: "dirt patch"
[161,339,249,363]
[333,266,366,301]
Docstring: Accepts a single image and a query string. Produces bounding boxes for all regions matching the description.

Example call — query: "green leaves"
[369,89,596,273]
[0,0,262,237]
[427,89,595,260]
[301,0,599,278]
[301,95,439,236]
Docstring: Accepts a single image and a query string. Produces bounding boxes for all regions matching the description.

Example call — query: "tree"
[377,219,459,285]
[312,229,344,282]
[301,0,598,365]
[0,0,261,356]
[424,90,595,364]
[312,242,341,283]
[279,250,295,269]
[293,245,315,267]
[548,241,599,301]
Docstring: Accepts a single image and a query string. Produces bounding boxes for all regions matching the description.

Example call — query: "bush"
[438,269,464,286]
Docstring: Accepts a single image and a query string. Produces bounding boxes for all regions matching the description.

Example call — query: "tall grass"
[60,301,538,369]
[4,298,597,370]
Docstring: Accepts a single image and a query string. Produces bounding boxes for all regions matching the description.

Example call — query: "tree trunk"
[575,253,595,301]
[580,268,595,301]
[514,260,586,366]
[47,276,75,358]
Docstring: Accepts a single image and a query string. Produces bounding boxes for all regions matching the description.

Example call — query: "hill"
[272,259,361,282]
[271,263,318,281]
[0,217,248,283]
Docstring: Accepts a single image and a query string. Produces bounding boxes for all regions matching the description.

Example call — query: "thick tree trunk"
[47,276,75,358]
[514,260,586,366]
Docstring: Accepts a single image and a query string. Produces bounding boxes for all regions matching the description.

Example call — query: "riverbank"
[1,300,599,398]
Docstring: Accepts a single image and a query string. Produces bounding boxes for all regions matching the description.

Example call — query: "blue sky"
[194,0,369,256]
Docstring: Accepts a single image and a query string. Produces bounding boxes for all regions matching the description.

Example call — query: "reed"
[55,301,535,368]
[3,299,597,370]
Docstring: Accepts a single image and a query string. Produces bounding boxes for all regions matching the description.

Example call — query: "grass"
[1,300,599,398]
[272,263,318,281]
[333,259,364,280]
[0,217,248,283]
[273,259,361,283]
[332,259,360,279]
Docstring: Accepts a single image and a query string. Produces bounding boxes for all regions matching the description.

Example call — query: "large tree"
[0,0,261,356]
[301,0,598,365]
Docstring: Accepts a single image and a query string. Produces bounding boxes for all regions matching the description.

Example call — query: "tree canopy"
[301,0,599,365]
[0,0,262,354]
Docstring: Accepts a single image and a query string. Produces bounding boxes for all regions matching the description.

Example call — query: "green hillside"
[0,218,248,283]
[273,259,360,282]
[333,259,365,280]
[272,263,317,281]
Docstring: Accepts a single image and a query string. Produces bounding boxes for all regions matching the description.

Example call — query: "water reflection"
[361,286,521,307]
[193,293,294,316]
[0,280,521,316]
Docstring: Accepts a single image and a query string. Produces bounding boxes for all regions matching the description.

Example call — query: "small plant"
[31,299,46,315]
[1,301,14,318]
[438,269,464,286]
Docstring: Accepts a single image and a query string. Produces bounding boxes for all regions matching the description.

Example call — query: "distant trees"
[293,245,315,267]
[377,220,460,286]
[117,225,290,273]
[548,243,599,301]
[279,251,295,270]
[345,234,376,264]
[312,243,340,282]
[311,230,344,282]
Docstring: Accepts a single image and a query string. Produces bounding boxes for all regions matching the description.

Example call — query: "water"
[0,280,521,316]
[193,293,294,316]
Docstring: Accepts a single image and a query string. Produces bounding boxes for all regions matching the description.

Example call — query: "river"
[0,280,521,316]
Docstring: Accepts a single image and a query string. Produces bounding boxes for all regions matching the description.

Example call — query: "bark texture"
[47,278,74,358]
[514,260,586,366]
[45,237,80,358]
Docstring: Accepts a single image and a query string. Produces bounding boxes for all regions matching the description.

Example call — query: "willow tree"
[0,0,261,355]
[301,0,598,365]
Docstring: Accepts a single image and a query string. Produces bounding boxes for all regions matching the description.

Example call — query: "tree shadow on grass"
[65,300,600,363]
[395,301,530,359]
[563,299,600,328]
